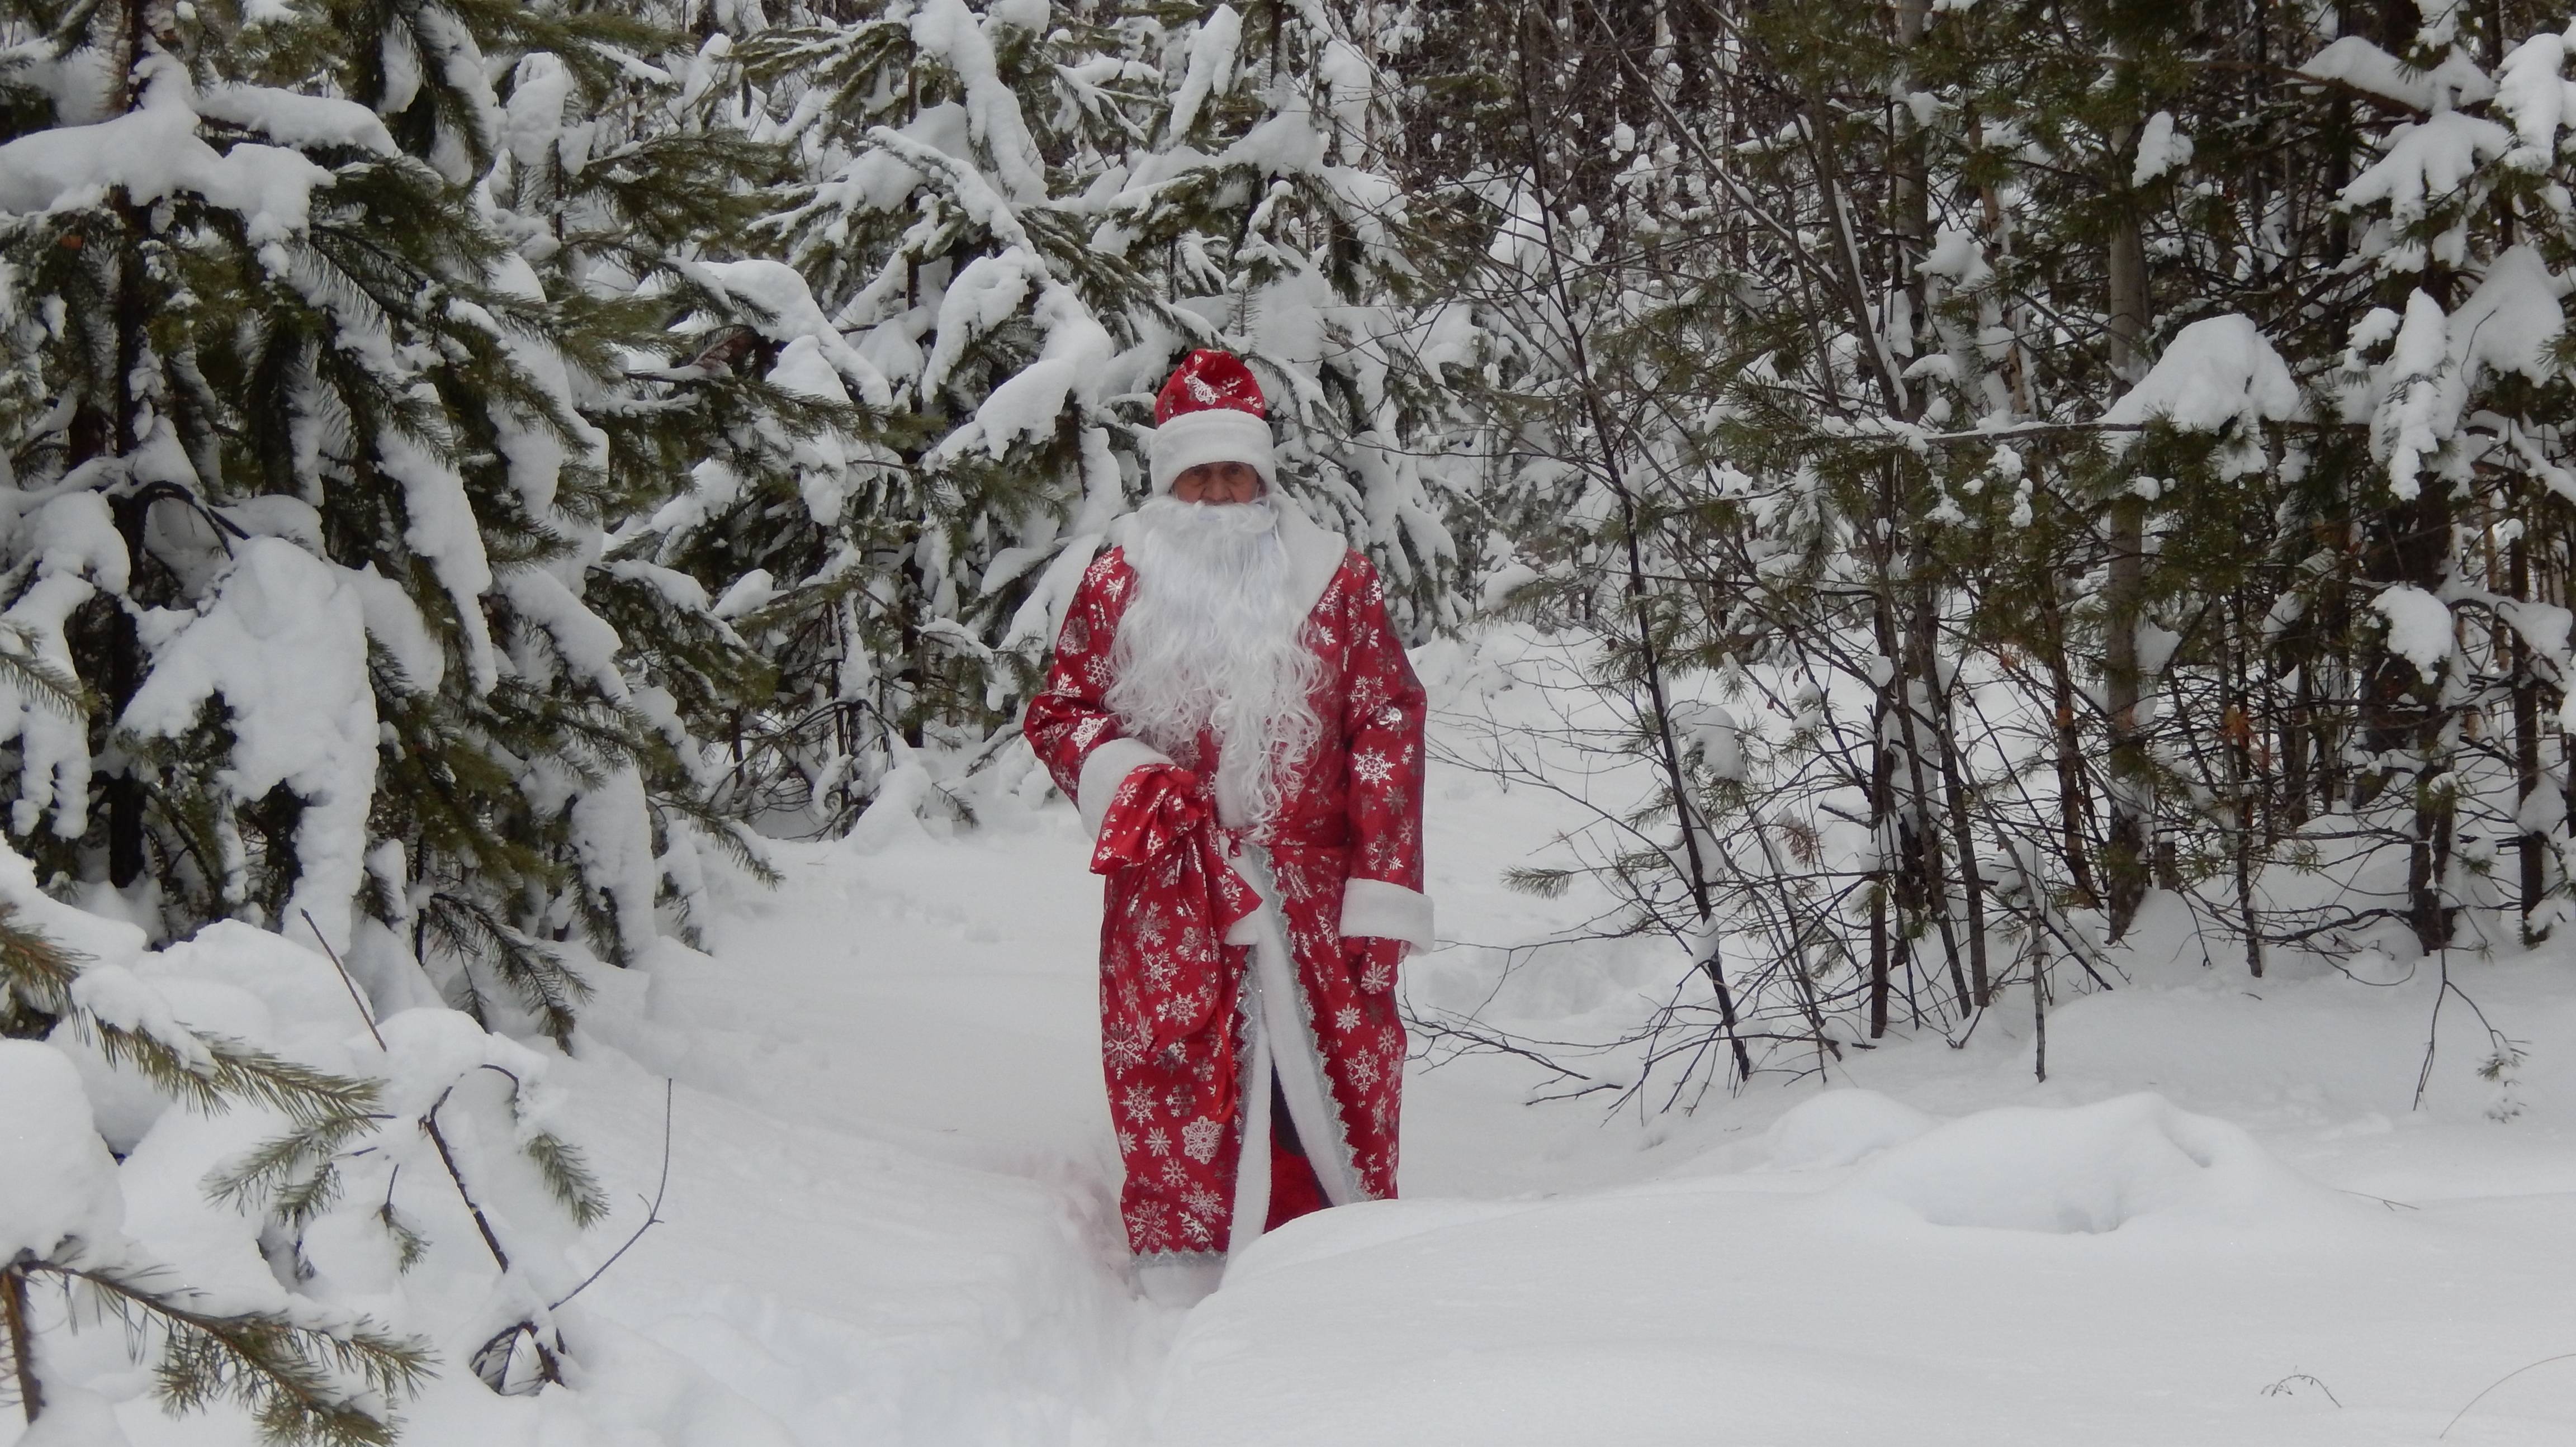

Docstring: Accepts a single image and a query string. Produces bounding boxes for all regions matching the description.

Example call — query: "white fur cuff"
[1076,736,1174,839]
[1339,877,1433,950]
[1149,409,1277,493]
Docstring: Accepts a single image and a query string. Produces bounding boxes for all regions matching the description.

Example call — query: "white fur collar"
[1271,495,1351,624]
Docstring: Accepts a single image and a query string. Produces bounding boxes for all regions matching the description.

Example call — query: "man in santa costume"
[1024,350,1431,1303]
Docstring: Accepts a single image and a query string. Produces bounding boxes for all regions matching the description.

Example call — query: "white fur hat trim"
[1148,408,1277,494]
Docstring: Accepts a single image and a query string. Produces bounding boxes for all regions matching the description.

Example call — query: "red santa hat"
[1148,350,1277,494]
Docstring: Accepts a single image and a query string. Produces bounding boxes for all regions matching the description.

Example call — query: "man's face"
[1172,461,1263,505]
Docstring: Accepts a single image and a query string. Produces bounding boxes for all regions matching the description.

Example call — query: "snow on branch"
[2369,250,2566,498]
[0,57,335,243]
[2494,29,2576,164]
[2296,36,2494,113]
[2339,110,2513,225]
[2100,315,2304,473]
[907,0,1048,202]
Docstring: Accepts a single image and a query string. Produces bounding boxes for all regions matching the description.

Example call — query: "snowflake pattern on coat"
[1025,542,1426,1262]
[1089,759,1258,1108]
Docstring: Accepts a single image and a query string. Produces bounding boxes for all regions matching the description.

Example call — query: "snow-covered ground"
[23,627,2576,1445]
[570,626,2576,1446]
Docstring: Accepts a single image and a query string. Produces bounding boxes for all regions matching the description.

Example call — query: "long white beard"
[1108,497,1322,833]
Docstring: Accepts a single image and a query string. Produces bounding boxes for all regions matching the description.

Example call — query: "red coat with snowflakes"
[1023,502,1431,1266]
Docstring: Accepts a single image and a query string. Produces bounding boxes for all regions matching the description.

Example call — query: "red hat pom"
[1154,349,1267,424]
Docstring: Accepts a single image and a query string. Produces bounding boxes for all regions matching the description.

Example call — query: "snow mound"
[0,1040,123,1261]
[1221,1197,1539,1285]
[1756,1088,1937,1170]
[1834,1093,2359,1237]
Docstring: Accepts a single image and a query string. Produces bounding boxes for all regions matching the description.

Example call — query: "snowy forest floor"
[76,627,2576,1447]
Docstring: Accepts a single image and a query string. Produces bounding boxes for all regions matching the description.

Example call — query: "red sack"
[1090,765,1261,1103]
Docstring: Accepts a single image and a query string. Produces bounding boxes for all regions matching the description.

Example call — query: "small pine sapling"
[0,904,430,1447]
[220,924,612,1397]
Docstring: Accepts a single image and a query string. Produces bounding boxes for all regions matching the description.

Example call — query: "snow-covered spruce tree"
[0,0,773,1039]
[623,0,1151,832]
[468,8,812,945]
[1111,1,1464,638]
[2301,2,2576,952]
[632,1,1459,829]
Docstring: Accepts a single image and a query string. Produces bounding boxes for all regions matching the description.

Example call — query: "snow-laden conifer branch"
[0,904,379,1127]
[34,1260,433,1447]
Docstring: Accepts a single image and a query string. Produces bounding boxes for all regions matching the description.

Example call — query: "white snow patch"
[1757,1088,1938,1170]
[2448,244,2565,386]
[2341,110,2513,224]
[1167,6,1243,143]
[0,1040,124,1262]
[2130,110,2193,185]
[1917,224,1993,290]
[198,82,396,155]
[2101,315,2302,473]
[376,426,499,692]
[2298,36,2496,111]
[501,51,574,170]
[910,0,1048,201]
[0,58,334,243]
[1835,1093,2360,1236]
[0,492,126,836]
[120,539,378,951]
[2496,31,2576,164]
[2370,583,2454,682]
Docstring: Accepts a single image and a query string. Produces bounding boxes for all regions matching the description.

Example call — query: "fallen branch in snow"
[2260,1372,2342,1406]
[300,913,564,1393]
[421,1085,514,1274]
[302,912,516,1276]
[2440,1352,2576,1437]
[549,1077,676,1311]
[305,909,387,1052]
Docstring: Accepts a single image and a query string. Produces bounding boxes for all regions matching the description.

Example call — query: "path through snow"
[567,814,1173,1445]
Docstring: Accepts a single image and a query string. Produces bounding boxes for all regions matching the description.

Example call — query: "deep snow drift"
[1156,1079,2576,1445]
[11,626,2576,1446]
